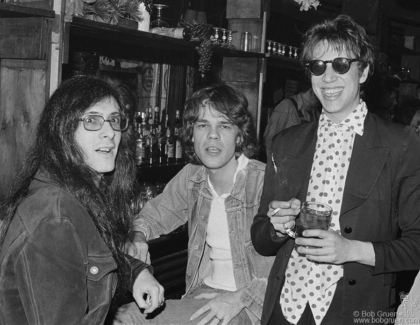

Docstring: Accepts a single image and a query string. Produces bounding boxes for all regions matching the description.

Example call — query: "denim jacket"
[0,171,149,325]
[133,159,275,320]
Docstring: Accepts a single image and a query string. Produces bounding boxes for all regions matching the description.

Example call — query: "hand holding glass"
[295,201,332,255]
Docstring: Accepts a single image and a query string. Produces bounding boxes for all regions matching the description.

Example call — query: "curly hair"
[0,75,136,298]
[300,14,375,80]
[179,83,258,164]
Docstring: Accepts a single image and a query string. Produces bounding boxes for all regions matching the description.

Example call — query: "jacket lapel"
[283,123,318,201]
[341,113,390,216]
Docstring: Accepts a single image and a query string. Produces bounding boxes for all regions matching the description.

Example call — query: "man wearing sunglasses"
[251,14,420,325]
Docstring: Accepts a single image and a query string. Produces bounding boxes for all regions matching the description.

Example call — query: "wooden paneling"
[0,59,48,199]
[221,57,259,82]
[0,17,51,59]
[226,0,262,19]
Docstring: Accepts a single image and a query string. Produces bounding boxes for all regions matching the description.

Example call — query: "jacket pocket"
[86,255,118,315]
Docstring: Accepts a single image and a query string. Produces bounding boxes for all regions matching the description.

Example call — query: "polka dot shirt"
[280,101,367,324]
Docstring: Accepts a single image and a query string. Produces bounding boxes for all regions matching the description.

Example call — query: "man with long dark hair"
[123,83,274,324]
[0,75,164,325]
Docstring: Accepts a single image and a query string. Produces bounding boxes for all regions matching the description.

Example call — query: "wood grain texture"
[0,59,47,199]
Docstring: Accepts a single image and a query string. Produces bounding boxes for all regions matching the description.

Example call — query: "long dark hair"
[0,75,136,294]
[180,83,258,164]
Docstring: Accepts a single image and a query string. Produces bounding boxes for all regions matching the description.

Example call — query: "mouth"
[205,146,221,154]
[96,147,114,154]
[322,87,343,100]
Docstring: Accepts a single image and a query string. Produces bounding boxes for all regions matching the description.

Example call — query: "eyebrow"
[84,111,121,116]
[195,118,232,125]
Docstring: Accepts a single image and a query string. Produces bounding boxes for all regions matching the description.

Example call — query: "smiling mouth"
[323,88,342,99]
[96,148,113,154]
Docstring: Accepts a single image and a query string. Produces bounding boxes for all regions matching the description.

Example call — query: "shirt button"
[194,245,199,250]
[200,215,205,220]
[344,226,352,234]
[187,273,192,277]
[348,279,356,286]
[90,266,99,275]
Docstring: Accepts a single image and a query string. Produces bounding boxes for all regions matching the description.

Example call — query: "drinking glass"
[151,4,169,28]
[295,201,333,255]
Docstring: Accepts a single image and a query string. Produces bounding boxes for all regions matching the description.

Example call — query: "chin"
[94,165,116,174]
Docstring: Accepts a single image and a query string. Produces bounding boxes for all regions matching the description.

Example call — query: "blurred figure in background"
[263,82,321,157]
[395,97,420,126]
[410,109,420,136]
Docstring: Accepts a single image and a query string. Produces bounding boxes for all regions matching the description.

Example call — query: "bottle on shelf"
[136,116,147,166]
[150,27,192,41]
[139,112,149,166]
[154,106,160,129]
[135,111,142,131]
[156,125,166,164]
[174,110,183,162]
[148,105,154,127]
[166,125,175,164]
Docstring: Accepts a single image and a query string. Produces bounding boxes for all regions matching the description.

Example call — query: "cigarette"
[270,208,281,216]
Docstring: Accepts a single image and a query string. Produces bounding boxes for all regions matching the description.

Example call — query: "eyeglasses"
[305,58,359,76]
[79,114,129,131]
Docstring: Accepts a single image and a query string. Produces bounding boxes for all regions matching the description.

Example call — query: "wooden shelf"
[0,3,54,18]
[213,46,265,58]
[68,16,199,53]
[66,16,266,60]
[266,53,304,70]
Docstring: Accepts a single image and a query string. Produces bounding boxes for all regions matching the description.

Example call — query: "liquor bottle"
[150,27,192,41]
[135,111,142,129]
[148,105,154,127]
[166,127,175,164]
[174,110,183,162]
[144,136,151,165]
[135,137,143,166]
[154,106,160,129]
[140,112,149,165]
[156,125,166,164]
[151,124,161,165]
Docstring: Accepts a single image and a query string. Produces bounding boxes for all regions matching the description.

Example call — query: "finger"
[289,198,301,210]
[269,207,300,218]
[269,200,293,210]
[193,292,219,300]
[196,313,216,325]
[190,304,210,321]
[302,229,331,238]
[143,288,159,313]
[135,294,150,310]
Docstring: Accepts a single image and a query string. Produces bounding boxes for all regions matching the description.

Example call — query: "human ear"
[359,64,369,84]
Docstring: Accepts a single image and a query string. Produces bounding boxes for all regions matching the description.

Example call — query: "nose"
[207,126,219,140]
[322,62,337,83]
[101,121,116,139]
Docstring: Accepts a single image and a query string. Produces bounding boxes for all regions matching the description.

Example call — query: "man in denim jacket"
[121,84,274,325]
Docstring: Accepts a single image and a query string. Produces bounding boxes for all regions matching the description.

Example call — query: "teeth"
[97,148,111,153]
[324,88,341,95]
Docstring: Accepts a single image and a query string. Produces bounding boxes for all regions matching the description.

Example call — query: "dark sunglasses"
[79,114,129,131]
[305,58,359,76]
